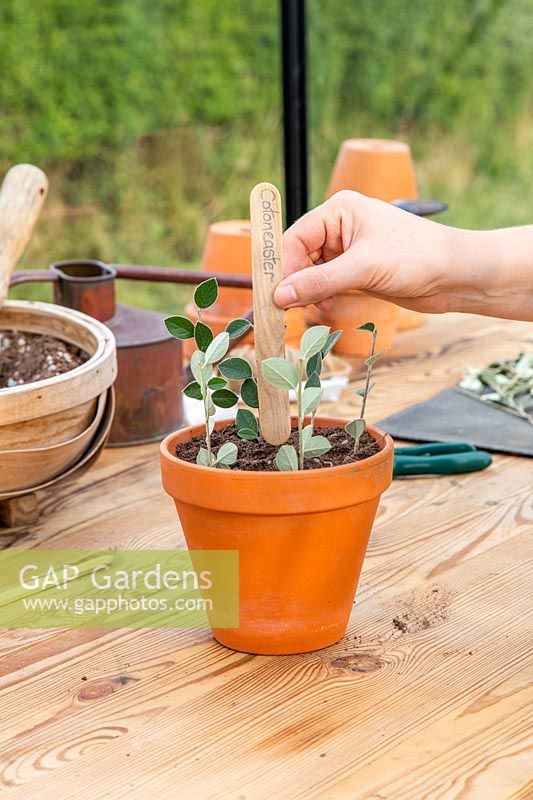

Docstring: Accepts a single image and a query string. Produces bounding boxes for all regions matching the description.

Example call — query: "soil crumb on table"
[0,330,88,388]
[176,424,381,471]
[392,586,453,634]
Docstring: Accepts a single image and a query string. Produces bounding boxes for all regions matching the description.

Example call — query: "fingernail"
[274,283,297,307]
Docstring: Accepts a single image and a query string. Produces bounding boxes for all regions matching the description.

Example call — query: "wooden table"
[1,313,532,799]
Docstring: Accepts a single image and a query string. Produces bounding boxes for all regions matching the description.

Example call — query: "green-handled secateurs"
[393,442,492,478]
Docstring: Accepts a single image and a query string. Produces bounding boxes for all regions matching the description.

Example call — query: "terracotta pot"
[160,417,394,655]
[201,220,253,309]
[307,292,401,357]
[397,308,428,331]
[326,138,418,201]
[202,220,252,275]
[183,302,306,360]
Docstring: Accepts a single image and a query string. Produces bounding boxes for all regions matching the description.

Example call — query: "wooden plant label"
[250,182,291,445]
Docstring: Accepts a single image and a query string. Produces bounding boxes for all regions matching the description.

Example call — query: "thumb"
[274,250,367,308]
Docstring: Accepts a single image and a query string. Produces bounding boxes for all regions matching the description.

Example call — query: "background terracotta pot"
[396,307,427,331]
[307,291,401,357]
[326,138,418,201]
[201,220,253,308]
[326,138,427,332]
[160,417,394,655]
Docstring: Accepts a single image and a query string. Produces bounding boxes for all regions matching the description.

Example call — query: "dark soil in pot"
[176,423,380,471]
[0,330,88,388]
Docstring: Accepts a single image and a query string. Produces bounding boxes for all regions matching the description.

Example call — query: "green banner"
[0,550,239,629]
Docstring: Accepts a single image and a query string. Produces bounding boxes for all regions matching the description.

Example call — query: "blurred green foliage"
[2,0,532,311]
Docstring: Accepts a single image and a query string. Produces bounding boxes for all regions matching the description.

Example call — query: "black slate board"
[377,388,533,457]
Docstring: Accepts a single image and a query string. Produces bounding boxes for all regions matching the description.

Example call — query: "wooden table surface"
[1,313,532,800]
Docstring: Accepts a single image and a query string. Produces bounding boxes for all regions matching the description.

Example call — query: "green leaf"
[275,444,299,471]
[237,427,258,441]
[196,448,210,467]
[236,408,258,435]
[345,419,366,439]
[211,388,239,408]
[306,352,322,377]
[301,387,322,415]
[304,435,331,458]
[164,315,195,340]
[262,358,298,390]
[356,382,375,397]
[218,357,253,380]
[208,377,227,390]
[241,378,259,408]
[300,325,331,359]
[207,417,215,434]
[207,397,216,416]
[302,424,314,447]
[357,322,375,333]
[204,331,229,365]
[194,277,218,309]
[226,318,253,338]
[194,321,214,352]
[365,349,385,368]
[190,350,205,384]
[215,442,238,466]
[183,380,203,400]
[322,330,342,357]
[305,371,321,389]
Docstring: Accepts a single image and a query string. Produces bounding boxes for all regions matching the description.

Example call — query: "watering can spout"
[51,259,117,322]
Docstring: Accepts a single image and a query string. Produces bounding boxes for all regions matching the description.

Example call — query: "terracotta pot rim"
[207,219,250,235]
[341,138,410,152]
[160,416,393,479]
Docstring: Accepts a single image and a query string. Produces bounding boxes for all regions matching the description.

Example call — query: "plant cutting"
[160,182,394,655]
[165,276,253,468]
[260,325,341,470]
[344,322,384,452]
[458,353,533,427]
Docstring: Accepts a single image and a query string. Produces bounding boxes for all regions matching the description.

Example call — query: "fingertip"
[274,282,298,308]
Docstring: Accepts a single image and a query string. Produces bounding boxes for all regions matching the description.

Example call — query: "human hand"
[274,190,455,314]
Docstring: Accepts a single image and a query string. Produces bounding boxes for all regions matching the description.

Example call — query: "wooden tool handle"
[250,182,291,445]
[0,164,49,307]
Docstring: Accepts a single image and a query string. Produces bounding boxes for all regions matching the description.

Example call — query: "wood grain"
[0,313,531,799]
[0,164,48,307]
[250,182,291,445]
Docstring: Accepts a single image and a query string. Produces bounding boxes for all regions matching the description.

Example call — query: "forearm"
[443,225,533,321]
[277,191,533,323]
